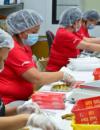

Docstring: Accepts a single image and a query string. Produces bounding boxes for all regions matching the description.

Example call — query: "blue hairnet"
[0,28,14,49]
[59,7,82,27]
[83,10,100,21]
[6,9,43,35]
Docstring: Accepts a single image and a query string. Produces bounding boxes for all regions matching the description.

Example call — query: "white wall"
[22,0,100,37]
[22,0,58,35]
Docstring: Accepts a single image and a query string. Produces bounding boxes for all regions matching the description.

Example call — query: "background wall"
[22,0,58,35]
[83,0,100,11]
[22,0,100,37]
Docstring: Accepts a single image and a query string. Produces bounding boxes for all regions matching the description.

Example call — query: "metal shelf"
[0,3,24,9]
[0,3,24,17]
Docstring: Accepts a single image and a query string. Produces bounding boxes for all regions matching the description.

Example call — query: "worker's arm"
[0,114,30,130]
[77,39,100,52]
[22,67,63,86]
[83,37,100,44]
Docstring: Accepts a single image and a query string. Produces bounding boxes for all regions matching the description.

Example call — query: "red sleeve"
[6,46,36,76]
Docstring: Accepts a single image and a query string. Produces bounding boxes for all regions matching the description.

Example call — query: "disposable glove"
[26,113,60,130]
[17,100,42,114]
[60,67,75,86]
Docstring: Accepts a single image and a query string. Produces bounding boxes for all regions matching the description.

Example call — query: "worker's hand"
[17,100,42,114]
[26,113,60,130]
[60,67,75,86]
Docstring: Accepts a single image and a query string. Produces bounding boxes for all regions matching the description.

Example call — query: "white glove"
[26,113,60,130]
[17,100,42,114]
[60,67,75,85]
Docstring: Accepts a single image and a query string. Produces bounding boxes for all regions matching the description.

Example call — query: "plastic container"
[32,92,65,102]
[72,117,100,130]
[72,96,100,124]
[93,68,100,80]
[32,92,65,109]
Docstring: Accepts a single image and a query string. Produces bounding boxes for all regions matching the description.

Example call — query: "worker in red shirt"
[0,28,58,130]
[76,10,100,56]
[0,9,75,104]
[0,28,31,130]
[46,8,100,72]
[76,10,100,39]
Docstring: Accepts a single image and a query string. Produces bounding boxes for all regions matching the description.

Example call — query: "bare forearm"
[0,114,29,130]
[35,71,63,86]
[77,40,100,52]
[86,43,100,52]
[84,37,100,44]
[22,68,64,86]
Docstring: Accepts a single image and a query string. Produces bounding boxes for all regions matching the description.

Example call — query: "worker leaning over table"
[0,9,75,104]
[76,10,100,38]
[0,28,59,130]
[76,10,100,43]
[76,10,100,47]
[76,10,100,56]
[46,7,100,72]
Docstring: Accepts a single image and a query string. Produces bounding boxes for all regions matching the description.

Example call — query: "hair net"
[6,9,43,35]
[83,10,100,21]
[59,7,82,27]
[0,28,14,49]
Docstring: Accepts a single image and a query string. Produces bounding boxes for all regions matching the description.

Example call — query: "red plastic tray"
[72,96,100,124]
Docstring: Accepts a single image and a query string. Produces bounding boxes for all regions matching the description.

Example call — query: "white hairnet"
[0,28,14,49]
[83,10,100,21]
[6,9,43,35]
[59,7,82,27]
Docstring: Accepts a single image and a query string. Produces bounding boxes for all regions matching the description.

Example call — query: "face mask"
[87,24,95,30]
[0,59,4,72]
[75,27,80,32]
[75,26,81,32]
[75,23,81,32]
[23,33,39,46]
[0,68,4,72]
[0,64,4,73]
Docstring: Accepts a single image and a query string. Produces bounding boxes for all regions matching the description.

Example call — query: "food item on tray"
[61,113,73,120]
[51,83,70,92]
[20,127,42,130]
[19,127,30,130]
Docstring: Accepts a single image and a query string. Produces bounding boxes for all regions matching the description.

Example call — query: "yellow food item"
[61,113,73,120]
[19,127,30,130]
[51,84,70,91]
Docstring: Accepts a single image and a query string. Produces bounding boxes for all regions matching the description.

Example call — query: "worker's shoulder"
[8,40,28,58]
[57,27,75,39]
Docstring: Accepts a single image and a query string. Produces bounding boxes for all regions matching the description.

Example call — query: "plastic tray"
[93,68,100,80]
[72,96,100,124]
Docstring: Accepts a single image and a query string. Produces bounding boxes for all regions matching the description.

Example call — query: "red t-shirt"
[46,28,82,72]
[76,25,90,39]
[0,40,37,104]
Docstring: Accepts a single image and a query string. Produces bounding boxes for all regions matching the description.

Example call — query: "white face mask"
[22,33,39,46]
[0,61,4,72]
[75,23,81,32]
[75,27,80,32]
[87,24,95,30]
[0,68,4,72]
